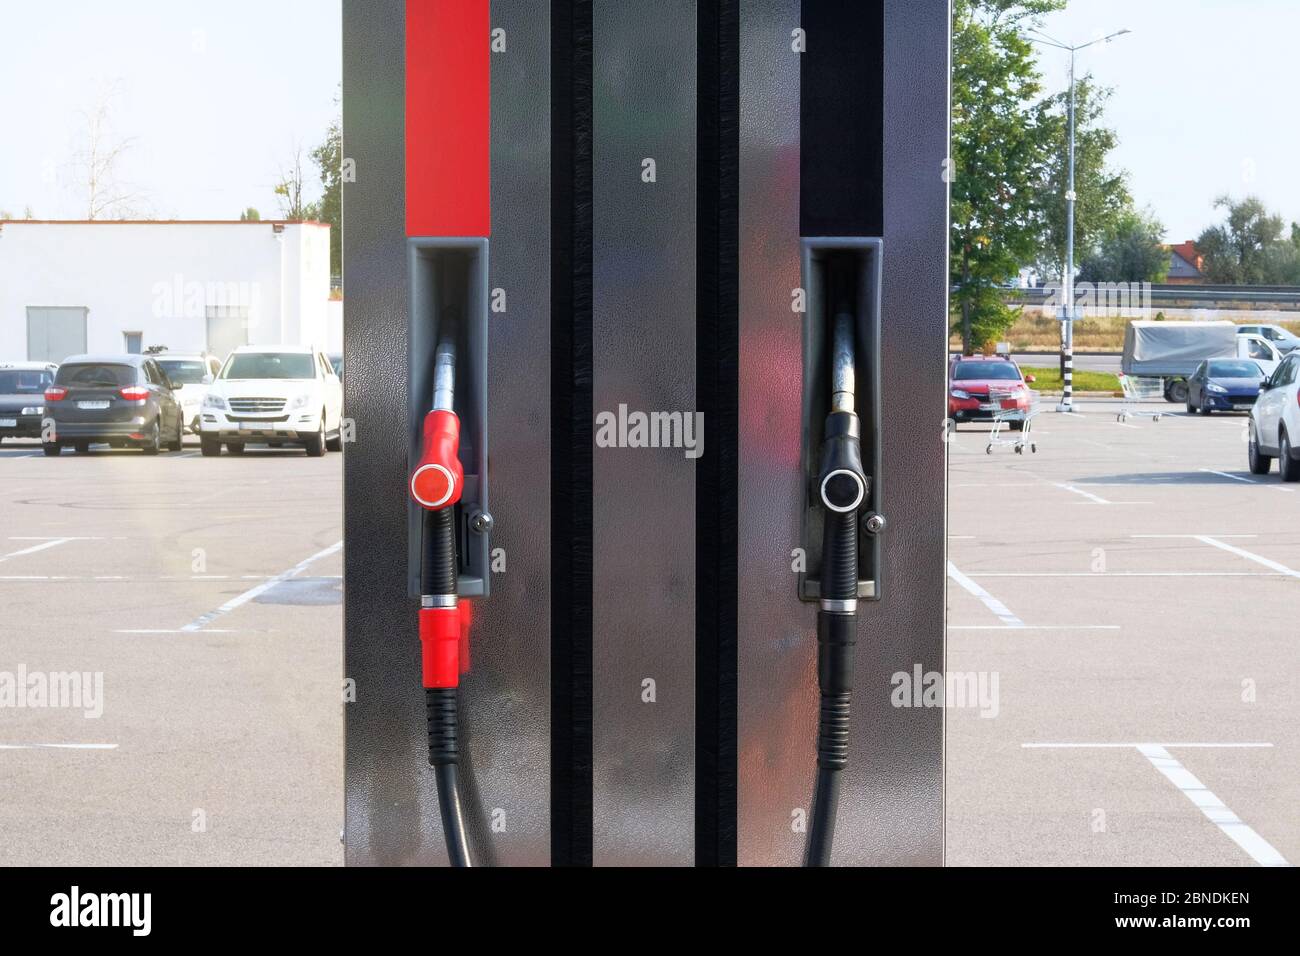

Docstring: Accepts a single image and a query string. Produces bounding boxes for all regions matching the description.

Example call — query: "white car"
[1238,323,1300,354]
[154,352,222,434]
[1237,333,1283,378]
[1248,350,1300,481]
[200,345,343,457]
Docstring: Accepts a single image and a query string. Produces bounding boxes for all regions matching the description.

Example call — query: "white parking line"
[1200,468,1254,484]
[1137,744,1290,867]
[1194,535,1300,580]
[950,483,1043,488]
[1023,741,1288,867]
[1,574,343,582]
[0,743,119,751]
[1023,743,1273,749]
[1200,467,1293,492]
[0,538,73,563]
[115,629,239,635]
[948,624,1120,630]
[176,540,343,633]
[969,571,1284,578]
[1131,534,1257,538]
[1052,483,1111,504]
[947,561,1025,628]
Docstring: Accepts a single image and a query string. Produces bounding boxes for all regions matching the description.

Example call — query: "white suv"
[154,352,223,434]
[200,345,343,457]
[1248,350,1300,481]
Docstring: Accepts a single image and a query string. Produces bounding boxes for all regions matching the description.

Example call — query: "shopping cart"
[1116,374,1164,423]
[984,384,1038,455]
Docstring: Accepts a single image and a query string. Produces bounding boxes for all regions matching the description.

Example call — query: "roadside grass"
[1021,365,1121,394]
[949,310,1300,352]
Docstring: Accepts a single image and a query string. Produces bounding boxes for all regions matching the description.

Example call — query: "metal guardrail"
[1004,284,1300,309]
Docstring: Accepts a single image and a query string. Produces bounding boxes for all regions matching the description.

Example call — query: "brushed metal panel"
[343,0,551,866]
[873,0,948,866]
[736,0,948,866]
[736,0,807,867]
[463,0,552,865]
[591,0,698,866]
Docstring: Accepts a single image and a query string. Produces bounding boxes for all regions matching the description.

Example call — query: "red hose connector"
[421,606,460,688]
[420,602,474,688]
[410,409,463,510]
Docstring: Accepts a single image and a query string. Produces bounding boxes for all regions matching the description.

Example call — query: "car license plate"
[77,400,110,410]
[0,418,16,428]
[979,402,997,410]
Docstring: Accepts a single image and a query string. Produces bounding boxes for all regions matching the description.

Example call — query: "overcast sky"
[0,0,341,221]
[1,1,1293,243]
[1032,0,1300,242]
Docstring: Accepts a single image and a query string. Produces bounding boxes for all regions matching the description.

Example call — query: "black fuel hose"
[427,687,471,867]
[805,510,858,866]
[804,306,867,867]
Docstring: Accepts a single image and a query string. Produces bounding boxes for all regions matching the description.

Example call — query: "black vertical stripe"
[550,0,594,867]
[799,0,885,237]
[695,0,739,867]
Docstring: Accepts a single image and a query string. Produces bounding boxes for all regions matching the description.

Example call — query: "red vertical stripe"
[406,0,490,237]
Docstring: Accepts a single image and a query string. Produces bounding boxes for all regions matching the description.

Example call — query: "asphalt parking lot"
[946,397,1297,866]
[0,437,342,866]
[3,397,1293,868]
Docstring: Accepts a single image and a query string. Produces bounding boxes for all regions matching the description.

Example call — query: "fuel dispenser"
[343,0,949,867]
[735,0,948,867]
[344,0,553,867]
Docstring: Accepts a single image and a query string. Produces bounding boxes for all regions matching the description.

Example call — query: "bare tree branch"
[69,82,145,220]
[274,145,315,220]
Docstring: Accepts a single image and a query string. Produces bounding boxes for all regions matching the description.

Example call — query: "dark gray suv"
[43,354,186,456]
[0,362,57,443]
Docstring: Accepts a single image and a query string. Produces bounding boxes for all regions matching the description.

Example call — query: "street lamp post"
[1030,28,1131,413]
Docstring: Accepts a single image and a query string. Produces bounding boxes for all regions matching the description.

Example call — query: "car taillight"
[44,386,67,402]
[119,385,150,401]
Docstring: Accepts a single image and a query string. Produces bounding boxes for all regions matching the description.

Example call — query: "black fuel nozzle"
[817,411,868,515]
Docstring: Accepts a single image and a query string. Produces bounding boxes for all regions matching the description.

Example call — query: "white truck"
[1122,321,1283,403]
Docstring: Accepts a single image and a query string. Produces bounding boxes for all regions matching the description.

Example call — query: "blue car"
[1186,359,1267,415]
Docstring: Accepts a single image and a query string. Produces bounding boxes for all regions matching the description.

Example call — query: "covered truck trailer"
[1122,320,1238,403]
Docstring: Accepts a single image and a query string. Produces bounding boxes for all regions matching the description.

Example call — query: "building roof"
[1167,240,1203,278]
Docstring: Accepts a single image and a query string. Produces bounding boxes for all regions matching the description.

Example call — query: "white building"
[0,220,340,363]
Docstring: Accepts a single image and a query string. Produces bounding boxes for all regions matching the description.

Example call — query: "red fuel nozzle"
[410,409,464,510]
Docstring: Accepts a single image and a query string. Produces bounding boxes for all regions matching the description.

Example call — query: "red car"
[948,356,1035,429]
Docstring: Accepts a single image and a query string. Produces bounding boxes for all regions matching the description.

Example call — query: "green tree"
[951,0,1064,354]
[239,207,261,222]
[1033,77,1130,280]
[1077,207,1169,284]
[1197,196,1290,284]
[310,87,342,281]
[274,147,314,220]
